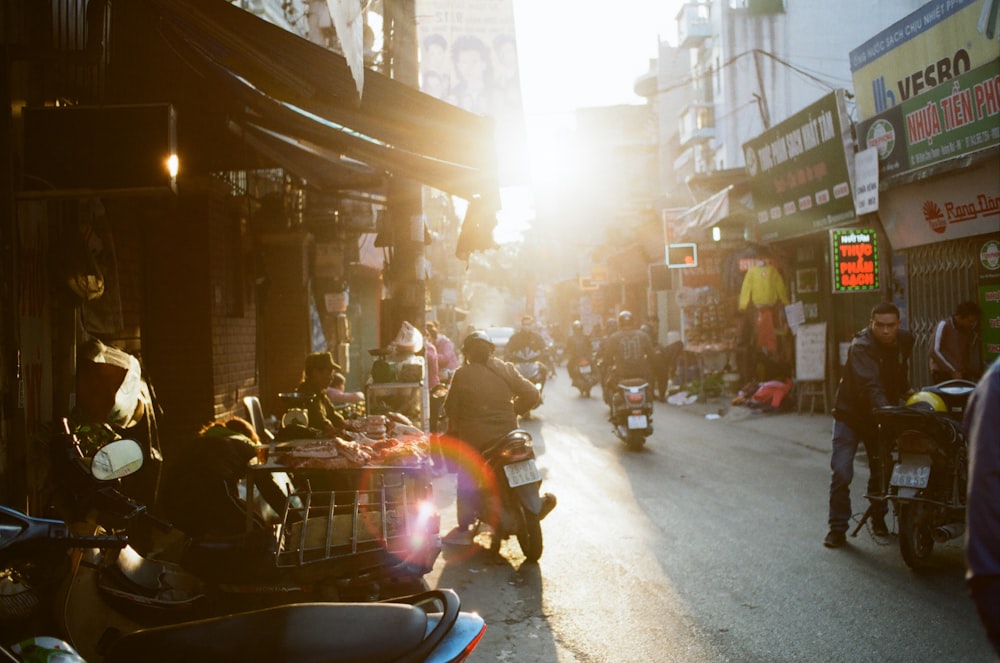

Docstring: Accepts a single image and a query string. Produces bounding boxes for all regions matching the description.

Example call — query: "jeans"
[828,418,887,532]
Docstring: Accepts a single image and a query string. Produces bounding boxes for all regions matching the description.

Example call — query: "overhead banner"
[743,90,856,242]
[880,158,1000,250]
[849,0,999,120]
[415,0,527,185]
[857,58,1000,180]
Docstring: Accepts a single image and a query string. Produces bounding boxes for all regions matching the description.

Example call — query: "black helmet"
[462,330,495,353]
[618,310,633,325]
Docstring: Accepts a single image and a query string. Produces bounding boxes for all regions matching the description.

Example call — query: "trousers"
[828,418,887,532]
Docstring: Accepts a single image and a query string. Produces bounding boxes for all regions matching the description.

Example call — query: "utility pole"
[381,0,425,344]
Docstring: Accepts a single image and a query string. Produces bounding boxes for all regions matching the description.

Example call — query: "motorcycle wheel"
[626,431,647,451]
[515,506,543,563]
[898,502,934,570]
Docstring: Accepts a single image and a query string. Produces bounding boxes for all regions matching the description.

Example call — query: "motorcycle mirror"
[90,439,144,481]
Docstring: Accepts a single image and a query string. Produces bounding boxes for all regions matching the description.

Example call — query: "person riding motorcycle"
[565,320,593,382]
[506,315,549,362]
[598,311,655,405]
[441,331,541,545]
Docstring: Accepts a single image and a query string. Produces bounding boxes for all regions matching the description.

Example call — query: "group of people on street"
[237,301,997,651]
[817,300,996,654]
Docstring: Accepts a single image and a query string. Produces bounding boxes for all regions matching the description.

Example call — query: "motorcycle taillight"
[500,442,533,462]
[896,429,936,454]
[626,392,644,404]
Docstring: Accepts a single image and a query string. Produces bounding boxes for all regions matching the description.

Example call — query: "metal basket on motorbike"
[275,467,440,583]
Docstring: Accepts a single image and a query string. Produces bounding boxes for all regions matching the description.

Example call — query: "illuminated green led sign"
[831,228,880,293]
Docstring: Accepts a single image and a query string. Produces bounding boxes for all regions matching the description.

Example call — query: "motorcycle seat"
[104,601,430,663]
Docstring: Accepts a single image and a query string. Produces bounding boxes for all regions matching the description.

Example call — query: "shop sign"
[831,228,880,293]
[849,0,996,120]
[666,243,698,268]
[857,58,1000,179]
[976,234,1000,365]
[880,158,1000,250]
[743,90,856,242]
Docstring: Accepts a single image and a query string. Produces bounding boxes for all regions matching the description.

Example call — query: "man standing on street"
[824,302,914,548]
[929,301,982,384]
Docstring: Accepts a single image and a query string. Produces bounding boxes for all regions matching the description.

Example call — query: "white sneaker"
[442,527,474,545]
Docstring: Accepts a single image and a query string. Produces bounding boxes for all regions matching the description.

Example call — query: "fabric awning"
[672,185,738,241]
[139,0,499,205]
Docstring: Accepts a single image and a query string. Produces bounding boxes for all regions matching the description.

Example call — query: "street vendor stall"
[244,415,440,595]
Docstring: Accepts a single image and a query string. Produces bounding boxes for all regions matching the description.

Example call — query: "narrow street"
[424,374,994,662]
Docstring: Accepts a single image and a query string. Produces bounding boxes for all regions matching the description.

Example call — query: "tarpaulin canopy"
[671,185,752,242]
[134,0,499,205]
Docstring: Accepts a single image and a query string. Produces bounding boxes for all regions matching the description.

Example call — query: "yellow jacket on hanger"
[739,263,789,310]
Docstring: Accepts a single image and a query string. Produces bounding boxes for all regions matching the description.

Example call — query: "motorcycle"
[474,430,555,563]
[48,418,439,610]
[570,356,597,398]
[610,379,654,450]
[2,437,484,662]
[0,506,485,663]
[856,379,976,570]
[509,348,548,413]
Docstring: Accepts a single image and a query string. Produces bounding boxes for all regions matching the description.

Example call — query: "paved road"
[424,376,994,662]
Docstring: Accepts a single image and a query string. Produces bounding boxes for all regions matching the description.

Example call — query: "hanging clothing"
[739,263,789,310]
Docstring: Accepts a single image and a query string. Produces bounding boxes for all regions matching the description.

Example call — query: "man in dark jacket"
[598,310,655,405]
[442,330,542,545]
[824,302,914,548]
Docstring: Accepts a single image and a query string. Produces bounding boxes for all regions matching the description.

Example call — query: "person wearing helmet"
[597,310,655,405]
[824,302,914,548]
[442,331,541,545]
[565,320,592,383]
[965,356,1000,656]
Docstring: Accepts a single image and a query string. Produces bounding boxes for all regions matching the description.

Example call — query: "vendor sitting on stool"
[295,352,349,436]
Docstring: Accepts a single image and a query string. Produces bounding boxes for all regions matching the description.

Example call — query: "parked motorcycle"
[474,430,555,563]
[859,380,976,570]
[610,379,654,450]
[0,503,486,663]
[569,355,597,398]
[47,419,439,611]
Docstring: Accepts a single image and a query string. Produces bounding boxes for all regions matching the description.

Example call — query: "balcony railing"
[677,2,711,49]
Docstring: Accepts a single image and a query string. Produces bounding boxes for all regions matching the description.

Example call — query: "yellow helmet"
[905,391,946,413]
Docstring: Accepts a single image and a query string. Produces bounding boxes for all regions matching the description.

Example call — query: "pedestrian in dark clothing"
[965,356,1000,656]
[930,301,982,383]
[824,302,914,548]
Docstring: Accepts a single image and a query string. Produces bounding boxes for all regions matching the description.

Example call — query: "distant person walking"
[930,301,982,383]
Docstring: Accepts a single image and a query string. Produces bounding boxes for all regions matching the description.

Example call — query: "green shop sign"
[831,228,880,294]
[859,58,1000,179]
[743,90,857,242]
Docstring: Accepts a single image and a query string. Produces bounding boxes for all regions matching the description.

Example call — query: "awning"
[671,185,749,242]
[133,0,499,205]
